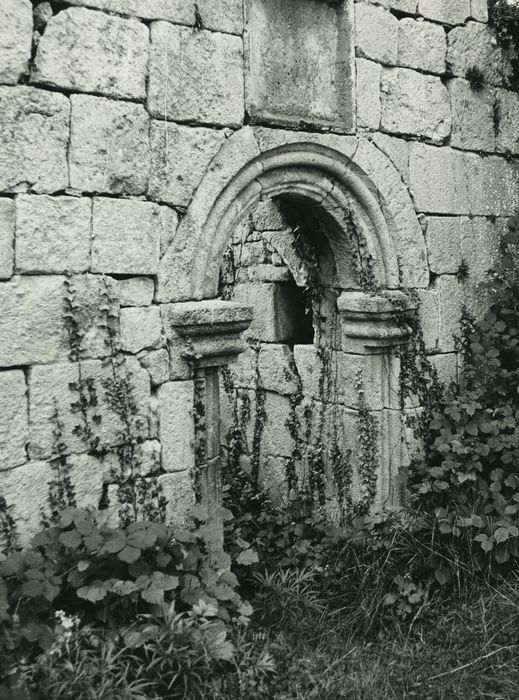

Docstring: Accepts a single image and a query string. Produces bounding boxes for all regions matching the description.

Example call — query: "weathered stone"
[460,216,501,319]
[232,282,312,343]
[449,79,495,152]
[356,58,381,129]
[148,122,226,207]
[261,391,293,457]
[117,278,155,307]
[417,0,471,24]
[103,440,161,479]
[119,307,163,354]
[447,21,512,87]
[0,457,104,545]
[70,95,150,195]
[355,3,398,65]
[33,8,148,99]
[425,216,463,275]
[92,198,161,275]
[0,371,28,470]
[380,67,451,142]
[252,201,286,231]
[470,0,488,22]
[148,23,244,127]
[245,0,354,130]
[197,0,243,34]
[139,349,170,386]
[28,356,150,460]
[157,470,196,526]
[158,381,195,473]
[0,86,69,194]
[33,3,53,32]
[390,0,418,12]
[371,132,410,185]
[159,206,180,259]
[495,89,519,154]
[0,0,32,84]
[397,18,446,75]
[16,195,91,274]
[66,0,194,23]
[409,144,519,216]
[437,276,464,352]
[430,353,458,388]
[0,199,15,279]
[416,287,440,351]
[0,275,66,366]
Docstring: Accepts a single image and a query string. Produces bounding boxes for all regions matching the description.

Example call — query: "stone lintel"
[163,299,253,368]
[337,290,415,353]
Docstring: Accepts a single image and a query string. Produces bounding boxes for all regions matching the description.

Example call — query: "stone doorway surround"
[159,127,428,517]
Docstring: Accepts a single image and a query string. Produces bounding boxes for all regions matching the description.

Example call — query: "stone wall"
[1,0,518,542]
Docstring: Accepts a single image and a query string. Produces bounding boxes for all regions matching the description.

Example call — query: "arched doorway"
[159,127,427,521]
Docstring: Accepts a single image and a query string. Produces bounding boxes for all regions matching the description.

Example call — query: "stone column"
[162,300,253,524]
[337,290,414,508]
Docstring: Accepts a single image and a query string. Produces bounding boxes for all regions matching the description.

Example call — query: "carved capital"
[337,290,415,353]
[162,299,253,368]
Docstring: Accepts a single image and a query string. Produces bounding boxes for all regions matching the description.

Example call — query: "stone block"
[262,391,293,457]
[0,199,15,279]
[409,143,466,214]
[148,122,226,207]
[259,344,299,395]
[197,0,244,34]
[447,21,512,87]
[355,3,398,65]
[425,216,463,275]
[232,282,312,343]
[0,0,32,85]
[148,22,244,127]
[252,201,286,231]
[117,278,155,307]
[66,0,194,23]
[259,455,289,503]
[0,275,66,366]
[371,133,410,185]
[397,18,446,74]
[417,0,471,24]
[33,8,148,99]
[92,198,161,275]
[380,67,451,142]
[449,79,495,151]
[0,457,104,545]
[159,206,180,259]
[15,195,91,274]
[470,0,488,22]
[356,58,381,129]
[429,353,458,388]
[437,276,464,352]
[0,370,28,470]
[460,216,501,319]
[28,356,150,460]
[158,381,195,473]
[390,0,418,11]
[0,86,69,194]
[70,95,150,195]
[157,470,196,527]
[103,440,161,479]
[495,89,519,154]
[119,307,163,354]
[139,349,170,387]
[416,287,439,351]
[245,0,354,130]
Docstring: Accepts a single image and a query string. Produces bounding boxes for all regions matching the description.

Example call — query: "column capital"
[162,299,253,368]
[337,290,416,353]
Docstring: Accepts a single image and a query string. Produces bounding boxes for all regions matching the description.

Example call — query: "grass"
[244,572,519,699]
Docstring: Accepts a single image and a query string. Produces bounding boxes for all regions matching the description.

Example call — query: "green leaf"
[236,549,259,566]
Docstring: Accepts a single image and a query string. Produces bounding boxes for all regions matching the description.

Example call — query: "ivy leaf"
[111,580,138,596]
[77,560,90,572]
[434,565,451,586]
[77,581,109,603]
[494,527,510,544]
[59,531,82,549]
[102,535,127,554]
[117,545,141,564]
[236,549,259,566]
